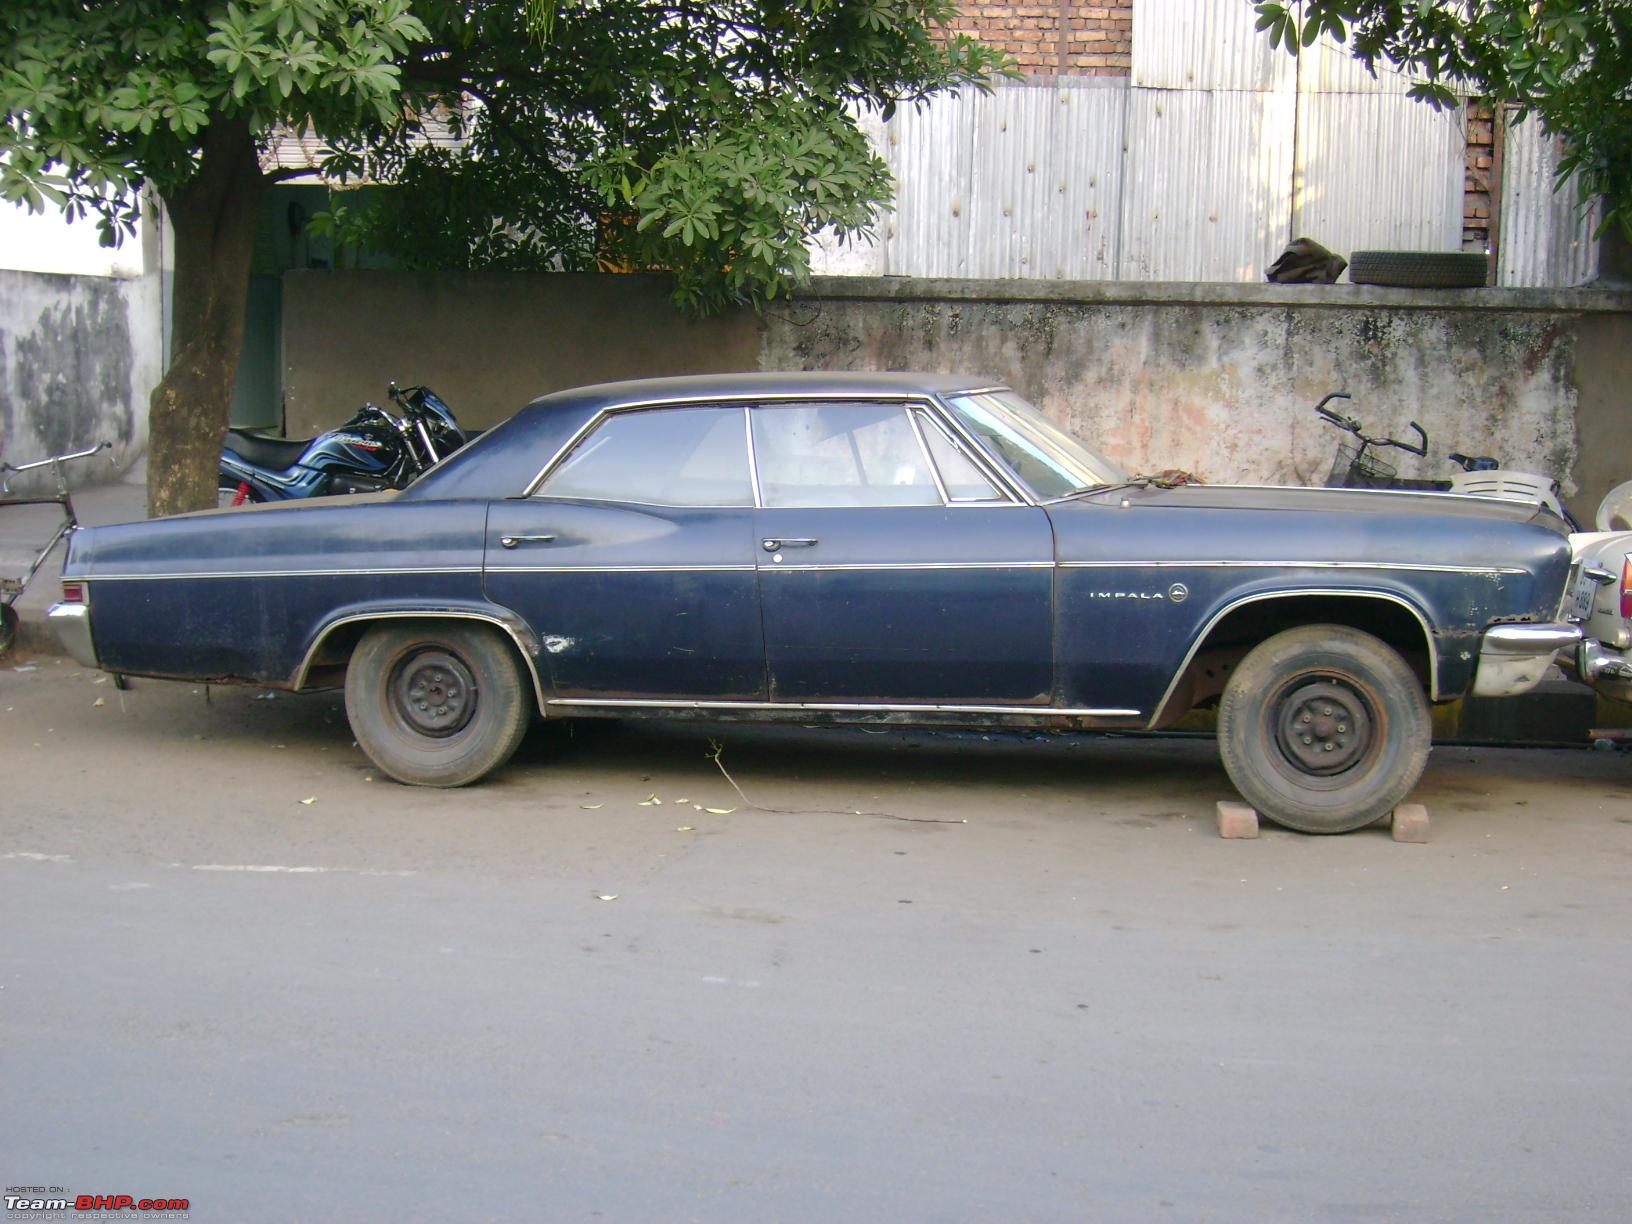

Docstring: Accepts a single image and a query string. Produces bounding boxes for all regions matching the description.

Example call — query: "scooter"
[218,384,466,506]
[1314,392,1578,527]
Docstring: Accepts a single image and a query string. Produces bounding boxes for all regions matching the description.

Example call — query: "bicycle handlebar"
[0,440,113,474]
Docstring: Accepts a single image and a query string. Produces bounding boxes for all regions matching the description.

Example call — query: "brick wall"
[1464,102,1494,254]
[951,0,1132,77]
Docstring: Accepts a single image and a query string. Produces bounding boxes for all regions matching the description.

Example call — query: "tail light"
[60,581,85,604]
[1622,556,1632,620]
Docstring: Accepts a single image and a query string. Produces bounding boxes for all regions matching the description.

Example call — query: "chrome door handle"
[500,534,556,549]
[762,537,818,552]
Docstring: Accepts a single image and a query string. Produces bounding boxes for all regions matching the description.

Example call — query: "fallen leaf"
[675,826,695,832]
[92,697,105,708]
[595,893,619,902]
[637,793,662,806]
[580,803,604,810]
[704,807,736,815]
[299,797,316,806]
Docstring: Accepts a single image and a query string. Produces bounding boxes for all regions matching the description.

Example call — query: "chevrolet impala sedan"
[49,372,1619,833]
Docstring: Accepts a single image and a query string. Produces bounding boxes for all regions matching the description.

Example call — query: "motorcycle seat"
[225,430,313,470]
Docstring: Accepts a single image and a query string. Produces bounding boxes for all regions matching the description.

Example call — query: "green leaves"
[4,0,1011,307]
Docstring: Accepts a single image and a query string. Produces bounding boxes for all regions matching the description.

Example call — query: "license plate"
[1571,568,1600,621]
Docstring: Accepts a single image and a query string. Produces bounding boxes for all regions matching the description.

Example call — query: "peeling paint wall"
[766,279,1631,513]
[0,270,156,490]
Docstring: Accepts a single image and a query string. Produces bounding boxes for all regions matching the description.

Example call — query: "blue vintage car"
[49,372,1614,833]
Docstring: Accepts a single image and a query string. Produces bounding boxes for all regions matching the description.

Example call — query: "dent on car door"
[750,400,1056,704]
[483,404,764,701]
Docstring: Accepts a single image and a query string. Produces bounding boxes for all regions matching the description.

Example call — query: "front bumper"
[1472,623,1581,698]
[48,602,99,668]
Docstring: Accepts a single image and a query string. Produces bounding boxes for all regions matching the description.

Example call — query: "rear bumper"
[1472,623,1581,698]
[48,602,98,668]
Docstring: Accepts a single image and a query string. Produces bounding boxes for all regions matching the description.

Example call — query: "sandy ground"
[3,656,1632,1222]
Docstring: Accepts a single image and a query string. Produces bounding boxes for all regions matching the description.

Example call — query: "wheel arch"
[291,605,548,714]
[1148,588,1438,729]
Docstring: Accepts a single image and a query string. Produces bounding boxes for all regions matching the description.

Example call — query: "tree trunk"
[146,113,265,517]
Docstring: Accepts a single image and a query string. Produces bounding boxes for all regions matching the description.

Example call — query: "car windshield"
[944,390,1127,498]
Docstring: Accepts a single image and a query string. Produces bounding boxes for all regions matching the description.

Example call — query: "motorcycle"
[1314,392,1578,528]
[218,384,467,506]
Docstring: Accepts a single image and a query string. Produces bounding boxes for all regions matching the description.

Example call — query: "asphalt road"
[4,655,1632,1223]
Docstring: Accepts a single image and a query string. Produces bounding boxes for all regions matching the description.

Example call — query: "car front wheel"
[1217,625,1430,834]
[344,621,532,787]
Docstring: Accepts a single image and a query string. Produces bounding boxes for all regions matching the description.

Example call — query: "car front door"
[484,404,764,701]
[751,400,1056,705]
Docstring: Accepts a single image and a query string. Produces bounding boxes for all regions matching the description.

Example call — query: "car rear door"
[483,404,764,701]
[751,400,1056,705]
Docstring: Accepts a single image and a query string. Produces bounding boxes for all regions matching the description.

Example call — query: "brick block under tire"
[1348,250,1489,289]
[1217,624,1431,834]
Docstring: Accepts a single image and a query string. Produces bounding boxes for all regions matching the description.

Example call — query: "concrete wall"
[769,278,1632,516]
[0,270,158,491]
[277,271,1631,519]
[279,271,762,437]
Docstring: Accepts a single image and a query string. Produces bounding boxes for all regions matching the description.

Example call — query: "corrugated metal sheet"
[870,81,1126,280]
[1133,0,1294,92]
[878,88,978,277]
[1305,31,1417,94]
[1293,92,1465,257]
[1120,87,1295,280]
[1498,114,1599,287]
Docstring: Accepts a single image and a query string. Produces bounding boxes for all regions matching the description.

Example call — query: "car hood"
[1094,482,1562,529]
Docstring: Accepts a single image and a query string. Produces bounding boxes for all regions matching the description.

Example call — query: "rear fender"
[292,599,547,713]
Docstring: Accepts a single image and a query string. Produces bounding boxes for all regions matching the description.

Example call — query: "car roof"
[406,371,1007,501]
[522,370,1004,410]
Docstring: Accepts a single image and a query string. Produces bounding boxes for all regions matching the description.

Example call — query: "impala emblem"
[1168,582,1189,603]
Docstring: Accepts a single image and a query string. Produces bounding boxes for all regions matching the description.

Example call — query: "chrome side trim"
[1146,587,1440,728]
[545,697,1141,717]
[1060,560,1529,576]
[291,611,549,713]
[86,566,482,582]
[490,564,756,574]
[761,561,1055,572]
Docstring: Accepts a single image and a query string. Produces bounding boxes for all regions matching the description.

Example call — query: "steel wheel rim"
[389,648,477,738]
[1265,672,1382,790]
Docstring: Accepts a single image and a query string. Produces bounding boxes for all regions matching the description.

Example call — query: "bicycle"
[0,441,114,654]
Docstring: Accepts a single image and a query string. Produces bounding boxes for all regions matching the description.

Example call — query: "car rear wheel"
[1217,625,1430,834]
[344,621,532,787]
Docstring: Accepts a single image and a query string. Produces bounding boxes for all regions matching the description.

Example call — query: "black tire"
[1217,625,1430,834]
[217,477,263,508]
[0,604,17,656]
[1348,250,1488,289]
[344,621,532,787]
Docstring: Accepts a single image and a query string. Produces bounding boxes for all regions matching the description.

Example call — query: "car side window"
[914,411,1004,502]
[752,402,941,508]
[537,406,752,506]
